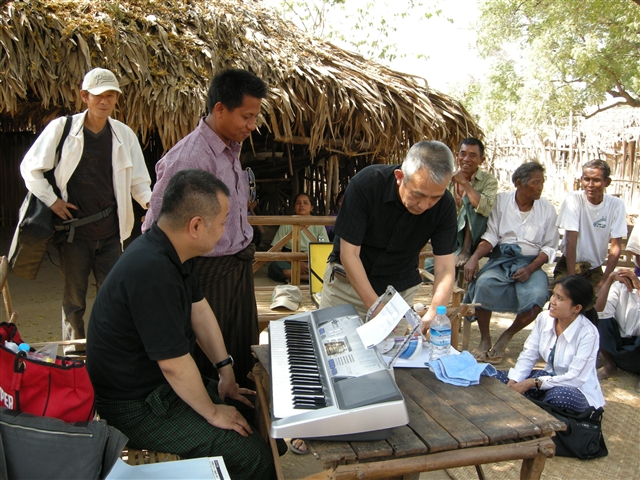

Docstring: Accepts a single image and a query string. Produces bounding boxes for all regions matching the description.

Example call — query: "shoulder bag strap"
[43,115,73,198]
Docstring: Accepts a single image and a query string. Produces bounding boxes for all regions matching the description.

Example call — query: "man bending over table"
[87,169,275,480]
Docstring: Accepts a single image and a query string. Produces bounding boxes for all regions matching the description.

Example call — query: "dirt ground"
[2,227,639,479]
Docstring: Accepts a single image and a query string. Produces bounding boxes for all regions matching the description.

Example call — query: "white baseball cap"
[270,285,303,311]
[82,68,122,95]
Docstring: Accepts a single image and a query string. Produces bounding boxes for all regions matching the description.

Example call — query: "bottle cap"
[18,343,30,352]
[436,305,447,315]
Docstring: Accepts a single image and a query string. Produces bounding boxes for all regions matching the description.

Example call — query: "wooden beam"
[274,135,370,151]
[248,215,336,226]
[326,437,555,480]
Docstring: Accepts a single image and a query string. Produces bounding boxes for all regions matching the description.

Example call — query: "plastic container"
[4,341,19,353]
[429,305,451,361]
[17,342,56,363]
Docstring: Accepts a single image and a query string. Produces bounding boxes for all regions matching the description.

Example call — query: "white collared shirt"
[509,311,605,409]
[482,191,558,262]
[599,281,640,338]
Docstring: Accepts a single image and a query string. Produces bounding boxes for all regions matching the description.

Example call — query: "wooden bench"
[120,447,180,465]
[554,223,637,271]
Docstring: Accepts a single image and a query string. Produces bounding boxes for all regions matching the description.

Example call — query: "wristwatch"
[534,378,542,390]
[213,356,234,370]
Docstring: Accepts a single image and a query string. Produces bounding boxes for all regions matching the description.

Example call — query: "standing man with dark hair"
[88,169,275,479]
[21,67,152,350]
[319,140,457,330]
[425,137,498,273]
[143,68,267,386]
[554,159,627,290]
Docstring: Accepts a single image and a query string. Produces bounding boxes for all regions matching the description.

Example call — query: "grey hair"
[511,162,545,186]
[582,159,610,180]
[401,140,454,185]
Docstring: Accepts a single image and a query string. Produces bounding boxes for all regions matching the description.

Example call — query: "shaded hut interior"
[0,0,482,232]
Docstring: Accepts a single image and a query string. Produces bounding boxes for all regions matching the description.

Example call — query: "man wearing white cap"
[20,67,152,348]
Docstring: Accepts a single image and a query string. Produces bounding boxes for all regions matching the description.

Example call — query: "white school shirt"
[599,281,640,338]
[557,191,627,267]
[481,191,558,262]
[509,311,605,409]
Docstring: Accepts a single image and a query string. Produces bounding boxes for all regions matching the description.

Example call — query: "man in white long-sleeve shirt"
[20,68,151,347]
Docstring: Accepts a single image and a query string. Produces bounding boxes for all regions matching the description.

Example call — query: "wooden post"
[291,224,301,285]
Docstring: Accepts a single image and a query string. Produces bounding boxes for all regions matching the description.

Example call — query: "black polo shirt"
[329,164,457,294]
[87,222,204,400]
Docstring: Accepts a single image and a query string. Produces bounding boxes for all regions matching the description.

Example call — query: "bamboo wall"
[486,130,640,216]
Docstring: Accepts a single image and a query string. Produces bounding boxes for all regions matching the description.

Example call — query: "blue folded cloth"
[426,350,497,387]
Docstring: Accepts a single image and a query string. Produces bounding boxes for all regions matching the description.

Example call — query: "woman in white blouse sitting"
[495,275,605,413]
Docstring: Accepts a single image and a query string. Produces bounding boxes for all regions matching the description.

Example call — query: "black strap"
[54,204,116,243]
[43,115,73,198]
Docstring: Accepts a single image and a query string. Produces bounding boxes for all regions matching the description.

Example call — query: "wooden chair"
[1,255,87,353]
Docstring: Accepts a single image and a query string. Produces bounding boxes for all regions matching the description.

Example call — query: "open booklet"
[355,286,424,368]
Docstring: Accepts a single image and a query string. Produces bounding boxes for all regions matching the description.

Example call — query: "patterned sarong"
[95,379,275,480]
[464,243,550,314]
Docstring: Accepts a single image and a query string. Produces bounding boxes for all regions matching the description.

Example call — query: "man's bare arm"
[563,230,578,276]
[191,299,254,406]
[599,238,622,288]
[423,254,455,331]
[158,354,252,437]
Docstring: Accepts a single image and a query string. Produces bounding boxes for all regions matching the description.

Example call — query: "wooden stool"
[121,447,181,465]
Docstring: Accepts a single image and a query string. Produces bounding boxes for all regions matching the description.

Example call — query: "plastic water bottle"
[430,305,451,360]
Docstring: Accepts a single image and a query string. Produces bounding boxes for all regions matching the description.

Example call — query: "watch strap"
[213,356,234,370]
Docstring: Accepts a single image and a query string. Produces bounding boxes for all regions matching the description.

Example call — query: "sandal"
[289,438,309,455]
[485,349,504,365]
[471,349,490,362]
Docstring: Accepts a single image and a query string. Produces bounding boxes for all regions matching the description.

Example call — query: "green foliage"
[469,0,640,134]
[272,0,445,62]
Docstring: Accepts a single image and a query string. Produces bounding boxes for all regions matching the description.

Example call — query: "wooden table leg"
[451,290,462,349]
[520,454,546,480]
[252,362,286,480]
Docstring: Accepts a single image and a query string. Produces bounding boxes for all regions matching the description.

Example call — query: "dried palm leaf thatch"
[0,0,482,158]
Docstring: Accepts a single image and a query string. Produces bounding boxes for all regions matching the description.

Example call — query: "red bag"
[0,322,94,422]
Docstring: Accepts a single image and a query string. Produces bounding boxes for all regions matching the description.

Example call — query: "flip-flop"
[486,350,504,365]
[289,439,309,455]
[471,349,490,362]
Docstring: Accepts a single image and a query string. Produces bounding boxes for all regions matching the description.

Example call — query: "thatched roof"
[0,0,482,158]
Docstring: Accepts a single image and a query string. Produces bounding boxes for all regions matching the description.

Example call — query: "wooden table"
[251,345,564,480]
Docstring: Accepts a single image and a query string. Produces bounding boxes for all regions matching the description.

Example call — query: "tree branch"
[584,100,629,119]
[609,81,640,107]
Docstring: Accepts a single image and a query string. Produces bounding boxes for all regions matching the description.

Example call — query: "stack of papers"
[106,457,230,479]
[426,350,497,387]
